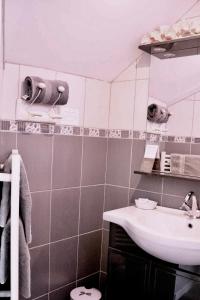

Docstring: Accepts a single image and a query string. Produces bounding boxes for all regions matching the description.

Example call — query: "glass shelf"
[134,170,200,182]
[138,35,200,59]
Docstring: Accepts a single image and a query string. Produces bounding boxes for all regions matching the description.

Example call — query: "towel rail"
[10,150,20,300]
[0,173,11,182]
[0,150,21,299]
[0,291,11,297]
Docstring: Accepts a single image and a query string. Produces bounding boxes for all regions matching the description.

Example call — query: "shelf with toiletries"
[135,150,200,181]
[139,19,200,59]
[134,169,200,182]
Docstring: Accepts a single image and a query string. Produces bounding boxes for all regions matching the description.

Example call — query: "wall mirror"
[148,48,200,139]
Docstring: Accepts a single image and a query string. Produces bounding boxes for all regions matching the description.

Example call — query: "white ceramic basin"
[103,206,200,265]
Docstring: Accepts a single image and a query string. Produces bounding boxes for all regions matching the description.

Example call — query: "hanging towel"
[0,218,31,298]
[47,80,69,105]
[23,76,51,104]
[23,76,69,105]
[147,104,171,123]
[0,155,32,244]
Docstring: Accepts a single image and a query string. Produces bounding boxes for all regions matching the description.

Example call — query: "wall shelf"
[134,170,200,182]
[138,35,200,59]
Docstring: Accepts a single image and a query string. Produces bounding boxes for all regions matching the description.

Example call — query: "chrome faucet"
[180,191,200,218]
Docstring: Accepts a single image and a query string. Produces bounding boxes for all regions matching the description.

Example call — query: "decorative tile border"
[0,120,200,143]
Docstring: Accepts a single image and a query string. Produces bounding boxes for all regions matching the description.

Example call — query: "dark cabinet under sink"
[106,223,200,300]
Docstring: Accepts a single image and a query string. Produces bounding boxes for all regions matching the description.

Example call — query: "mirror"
[148,51,200,139]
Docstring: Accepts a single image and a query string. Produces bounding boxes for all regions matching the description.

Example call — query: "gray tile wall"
[2,130,200,300]
[0,132,107,300]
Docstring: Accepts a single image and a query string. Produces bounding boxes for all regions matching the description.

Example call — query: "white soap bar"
[135,198,157,210]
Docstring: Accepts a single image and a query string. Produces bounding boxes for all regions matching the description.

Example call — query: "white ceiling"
[5,0,196,81]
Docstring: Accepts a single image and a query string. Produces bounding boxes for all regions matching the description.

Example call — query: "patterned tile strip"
[0,120,200,143]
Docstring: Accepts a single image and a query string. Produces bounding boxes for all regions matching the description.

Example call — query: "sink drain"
[188,223,193,228]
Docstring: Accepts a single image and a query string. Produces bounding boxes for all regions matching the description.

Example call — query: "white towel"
[0,218,31,298]
[0,155,32,244]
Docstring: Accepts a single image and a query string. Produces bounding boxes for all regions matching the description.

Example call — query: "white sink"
[103,206,200,265]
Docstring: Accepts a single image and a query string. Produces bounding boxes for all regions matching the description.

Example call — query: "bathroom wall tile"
[192,101,200,138]
[56,72,85,126]
[129,189,162,206]
[80,185,104,234]
[164,142,190,154]
[0,132,16,163]
[136,54,150,79]
[51,188,80,241]
[52,135,82,188]
[50,237,78,291]
[191,143,200,155]
[132,173,163,196]
[114,62,136,82]
[78,230,102,278]
[133,79,148,131]
[49,282,76,300]
[130,139,162,192]
[20,294,48,300]
[167,100,194,137]
[109,81,135,130]
[17,133,53,192]
[106,138,132,187]
[101,230,109,273]
[104,185,127,228]
[82,137,107,186]
[104,185,129,212]
[30,191,50,247]
[103,185,128,230]
[131,140,162,193]
[162,194,183,209]
[33,296,48,300]
[77,272,100,289]
[84,79,110,129]
[0,63,19,120]
[30,245,49,299]
[163,177,200,198]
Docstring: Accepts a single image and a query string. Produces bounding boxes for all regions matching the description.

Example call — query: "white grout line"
[29,229,102,250]
[111,53,142,83]
[48,280,76,295]
[82,78,87,129]
[113,78,149,83]
[106,183,132,190]
[127,62,137,206]
[77,270,100,283]
[30,183,105,194]
[105,185,185,200]
[75,78,87,286]
[190,100,195,155]
[47,133,54,297]
[160,178,164,206]
[99,82,112,278]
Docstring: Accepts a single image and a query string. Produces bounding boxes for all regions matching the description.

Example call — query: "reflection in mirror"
[148,53,200,138]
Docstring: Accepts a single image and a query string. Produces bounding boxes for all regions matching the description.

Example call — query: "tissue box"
[171,154,200,177]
